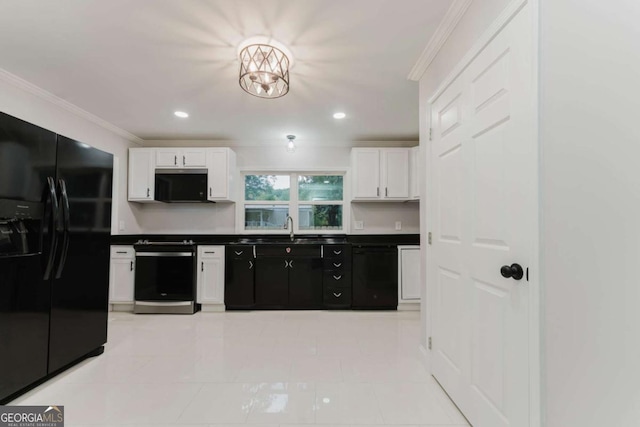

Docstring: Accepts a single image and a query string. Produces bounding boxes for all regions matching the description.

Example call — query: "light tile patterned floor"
[10,310,469,427]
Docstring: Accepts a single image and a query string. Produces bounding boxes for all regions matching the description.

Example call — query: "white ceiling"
[0,0,452,145]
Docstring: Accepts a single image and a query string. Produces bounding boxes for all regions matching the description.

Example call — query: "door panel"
[352,149,380,198]
[288,257,323,308]
[383,149,410,198]
[224,246,255,309]
[429,4,534,427]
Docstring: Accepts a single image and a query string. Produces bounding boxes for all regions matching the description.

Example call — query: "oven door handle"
[135,252,194,257]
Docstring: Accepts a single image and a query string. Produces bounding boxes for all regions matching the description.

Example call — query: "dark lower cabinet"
[225,245,255,309]
[322,244,352,309]
[288,257,323,308]
[352,245,398,309]
[255,257,289,308]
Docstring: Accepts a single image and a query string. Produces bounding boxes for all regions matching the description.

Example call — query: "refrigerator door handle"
[54,179,71,279]
[43,176,60,280]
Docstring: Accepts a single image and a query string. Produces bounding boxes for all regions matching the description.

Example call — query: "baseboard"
[200,304,225,313]
[398,302,420,311]
[110,303,134,313]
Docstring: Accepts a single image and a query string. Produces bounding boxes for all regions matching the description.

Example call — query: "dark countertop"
[111,233,419,246]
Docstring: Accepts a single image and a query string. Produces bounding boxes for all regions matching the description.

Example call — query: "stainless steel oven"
[133,240,197,314]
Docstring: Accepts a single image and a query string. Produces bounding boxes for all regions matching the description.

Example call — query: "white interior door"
[429,4,535,427]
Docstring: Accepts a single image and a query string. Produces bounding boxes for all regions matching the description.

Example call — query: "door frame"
[423,0,540,425]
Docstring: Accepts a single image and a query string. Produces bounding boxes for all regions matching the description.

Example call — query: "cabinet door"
[128,148,154,200]
[198,257,224,304]
[400,247,420,301]
[255,257,289,308]
[382,148,410,199]
[225,256,255,308]
[155,148,181,168]
[207,149,229,200]
[289,257,323,308]
[352,149,381,199]
[109,258,135,302]
[182,149,207,168]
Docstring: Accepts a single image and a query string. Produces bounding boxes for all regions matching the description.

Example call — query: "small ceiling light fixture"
[286,134,296,153]
[239,37,291,99]
[174,111,189,118]
[333,112,346,119]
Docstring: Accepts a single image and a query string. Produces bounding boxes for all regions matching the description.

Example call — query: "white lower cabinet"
[197,245,225,311]
[398,245,420,310]
[109,246,135,310]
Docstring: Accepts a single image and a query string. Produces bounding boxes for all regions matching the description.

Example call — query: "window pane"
[245,205,289,230]
[245,175,290,201]
[298,205,343,230]
[298,175,343,201]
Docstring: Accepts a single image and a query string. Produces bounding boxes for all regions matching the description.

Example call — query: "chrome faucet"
[284,215,294,241]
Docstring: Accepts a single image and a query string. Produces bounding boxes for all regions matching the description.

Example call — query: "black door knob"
[500,263,524,280]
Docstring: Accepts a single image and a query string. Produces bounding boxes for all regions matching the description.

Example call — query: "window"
[243,173,345,233]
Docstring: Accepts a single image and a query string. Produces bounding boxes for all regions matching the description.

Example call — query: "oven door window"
[134,254,195,301]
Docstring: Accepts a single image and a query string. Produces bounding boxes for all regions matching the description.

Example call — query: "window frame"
[238,170,348,235]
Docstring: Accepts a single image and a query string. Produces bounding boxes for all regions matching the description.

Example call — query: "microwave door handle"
[54,179,71,279]
[43,176,59,280]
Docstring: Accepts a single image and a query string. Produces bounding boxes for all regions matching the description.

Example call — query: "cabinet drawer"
[227,245,254,259]
[256,245,321,258]
[323,258,351,272]
[324,287,351,308]
[110,246,134,259]
[198,245,224,259]
[323,245,349,259]
[324,271,351,286]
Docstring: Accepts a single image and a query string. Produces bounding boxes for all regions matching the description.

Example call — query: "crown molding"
[0,68,144,145]
[407,0,473,81]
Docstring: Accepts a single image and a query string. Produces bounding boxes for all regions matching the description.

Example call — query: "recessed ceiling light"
[333,112,346,119]
[174,111,189,118]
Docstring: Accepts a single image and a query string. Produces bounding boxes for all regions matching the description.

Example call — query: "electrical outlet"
[354,221,364,230]
[119,220,125,231]
[395,221,402,230]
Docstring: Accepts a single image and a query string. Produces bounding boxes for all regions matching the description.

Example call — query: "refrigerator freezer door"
[48,135,113,373]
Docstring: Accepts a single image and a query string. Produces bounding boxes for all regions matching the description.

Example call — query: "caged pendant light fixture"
[239,41,290,99]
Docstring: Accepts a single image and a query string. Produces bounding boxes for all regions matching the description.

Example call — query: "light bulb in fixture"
[333,112,346,119]
[286,134,296,153]
[174,111,189,118]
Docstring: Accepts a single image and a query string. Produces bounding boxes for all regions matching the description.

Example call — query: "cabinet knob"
[235,251,243,256]
[333,275,342,280]
[333,250,342,255]
[333,262,342,268]
[333,292,342,298]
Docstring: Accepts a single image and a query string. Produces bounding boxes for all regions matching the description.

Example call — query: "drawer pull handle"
[333,292,342,298]
[204,251,215,254]
[249,260,253,269]
[116,251,128,254]
[235,251,243,255]
[333,275,342,280]
[130,261,134,271]
[333,250,342,255]
[333,262,342,267]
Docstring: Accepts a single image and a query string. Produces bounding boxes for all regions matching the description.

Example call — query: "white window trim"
[236,170,350,235]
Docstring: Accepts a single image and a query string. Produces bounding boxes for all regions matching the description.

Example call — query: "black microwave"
[154,169,211,203]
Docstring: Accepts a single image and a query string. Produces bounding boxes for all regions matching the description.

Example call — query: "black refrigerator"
[0,112,112,402]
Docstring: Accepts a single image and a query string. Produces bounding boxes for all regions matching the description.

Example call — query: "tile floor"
[11,310,469,427]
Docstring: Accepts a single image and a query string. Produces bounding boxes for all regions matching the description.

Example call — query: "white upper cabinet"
[351,147,410,201]
[128,148,155,201]
[410,146,420,200]
[207,148,236,202]
[129,147,236,203]
[156,148,207,168]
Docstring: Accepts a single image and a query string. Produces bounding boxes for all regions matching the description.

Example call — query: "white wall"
[539,1,640,426]
[137,141,420,235]
[417,0,512,352]
[0,70,143,235]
